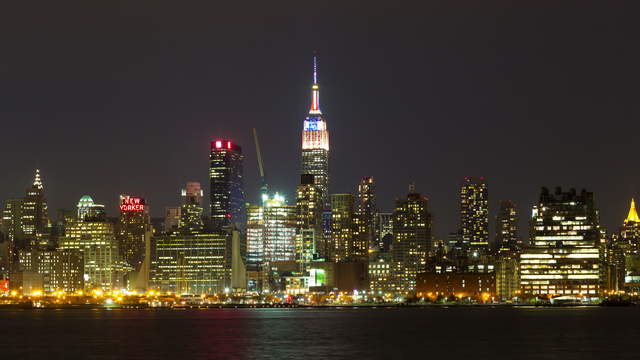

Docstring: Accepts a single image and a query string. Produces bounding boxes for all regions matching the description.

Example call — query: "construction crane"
[252,128,269,201]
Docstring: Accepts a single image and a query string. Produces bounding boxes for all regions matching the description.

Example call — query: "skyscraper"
[620,198,640,251]
[210,139,245,232]
[460,177,489,253]
[358,177,378,251]
[1,199,23,269]
[21,169,50,248]
[392,184,432,291]
[495,200,519,252]
[296,174,323,269]
[331,193,365,262]
[520,187,601,297]
[179,182,204,235]
[60,196,125,290]
[301,54,330,209]
[116,195,150,279]
[246,193,297,265]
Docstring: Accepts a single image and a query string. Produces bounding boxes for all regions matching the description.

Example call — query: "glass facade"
[210,140,245,232]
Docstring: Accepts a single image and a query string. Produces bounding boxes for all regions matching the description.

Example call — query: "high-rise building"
[520,187,602,297]
[377,212,393,252]
[116,195,151,282]
[495,252,520,301]
[604,199,640,293]
[496,200,519,252]
[76,195,106,221]
[301,54,330,209]
[179,183,204,235]
[296,174,323,269]
[331,193,366,262]
[59,196,126,290]
[21,169,50,248]
[17,249,84,293]
[460,177,489,252]
[246,193,297,265]
[620,198,640,252]
[2,199,23,269]
[392,184,432,291]
[152,232,227,294]
[210,139,245,232]
[164,207,181,234]
[358,177,378,251]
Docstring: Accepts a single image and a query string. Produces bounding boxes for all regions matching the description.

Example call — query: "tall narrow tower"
[210,139,245,232]
[301,53,330,209]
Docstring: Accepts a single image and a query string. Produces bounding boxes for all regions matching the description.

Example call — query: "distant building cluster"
[1,55,639,304]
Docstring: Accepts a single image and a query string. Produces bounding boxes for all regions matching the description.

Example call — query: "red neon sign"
[120,197,145,212]
[215,140,222,149]
[0,280,8,292]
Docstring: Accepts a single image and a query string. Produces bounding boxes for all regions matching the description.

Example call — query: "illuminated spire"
[309,52,321,115]
[626,198,640,223]
[33,169,43,190]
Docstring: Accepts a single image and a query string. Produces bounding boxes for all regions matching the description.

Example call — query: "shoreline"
[0,303,615,310]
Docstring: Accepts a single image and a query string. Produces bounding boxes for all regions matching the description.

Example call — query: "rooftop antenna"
[252,128,269,201]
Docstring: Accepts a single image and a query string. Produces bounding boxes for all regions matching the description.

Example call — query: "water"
[1,307,638,359]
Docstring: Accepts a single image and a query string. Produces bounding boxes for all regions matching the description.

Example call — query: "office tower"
[358,177,378,250]
[59,196,125,290]
[179,183,204,235]
[2,199,23,269]
[460,177,489,252]
[605,199,640,293]
[296,174,323,269]
[301,54,330,209]
[210,139,245,232]
[246,193,297,265]
[76,195,106,221]
[331,193,366,262]
[17,249,84,293]
[620,198,640,251]
[496,200,519,252]
[392,184,432,291]
[377,212,393,252]
[520,187,601,297]
[495,252,520,301]
[116,195,150,277]
[21,169,50,248]
[164,207,181,234]
[152,232,227,294]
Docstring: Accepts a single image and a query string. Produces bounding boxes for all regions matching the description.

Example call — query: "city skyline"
[1,2,638,242]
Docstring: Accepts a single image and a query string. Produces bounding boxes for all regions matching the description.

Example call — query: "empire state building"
[301,54,330,209]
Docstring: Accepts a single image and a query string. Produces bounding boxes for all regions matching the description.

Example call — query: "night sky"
[1,1,638,240]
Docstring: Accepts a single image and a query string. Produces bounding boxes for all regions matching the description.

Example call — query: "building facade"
[296,174,323,269]
[21,169,50,248]
[358,177,378,251]
[59,196,125,290]
[17,249,83,293]
[152,232,227,294]
[247,193,297,265]
[210,139,245,232]
[392,185,432,291]
[179,183,204,235]
[301,54,330,209]
[520,187,602,297]
[496,200,519,252]
[460,177,489,253]
[331,194,367,262]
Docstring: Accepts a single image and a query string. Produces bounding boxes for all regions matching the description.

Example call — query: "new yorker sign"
[120,196,145,212]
